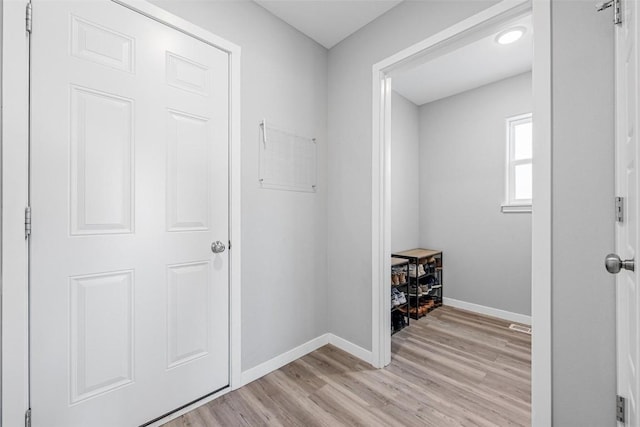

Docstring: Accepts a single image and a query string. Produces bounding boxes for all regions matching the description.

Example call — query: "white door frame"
[1,1,242,426]
[370,0,552,425]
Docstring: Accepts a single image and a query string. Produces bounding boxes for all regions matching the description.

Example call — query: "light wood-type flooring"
[162,306,531,426]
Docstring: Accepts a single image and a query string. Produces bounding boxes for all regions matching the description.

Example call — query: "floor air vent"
[509,324,532,334]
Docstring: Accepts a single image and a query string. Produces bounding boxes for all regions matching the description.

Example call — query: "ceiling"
[392,14,533,106]
[254,0,403,49]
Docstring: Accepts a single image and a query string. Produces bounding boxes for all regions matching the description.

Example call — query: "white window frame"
[503,112,533,213]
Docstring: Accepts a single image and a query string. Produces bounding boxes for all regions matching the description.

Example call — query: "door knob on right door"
[605,253,635,274]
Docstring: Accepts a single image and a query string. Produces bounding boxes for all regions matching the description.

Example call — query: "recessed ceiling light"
[496,27,526,45]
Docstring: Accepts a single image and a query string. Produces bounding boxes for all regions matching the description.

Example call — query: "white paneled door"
[29,1,230,426]
[615,0,640,425]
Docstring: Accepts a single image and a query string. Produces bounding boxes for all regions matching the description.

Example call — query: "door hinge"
[596,0,622,25]
[617,395,626,423]
[25,2,32,33]
[616,197,624,222]
[25,206,32,239]
[614,0,622,25]
[25,408,31,427]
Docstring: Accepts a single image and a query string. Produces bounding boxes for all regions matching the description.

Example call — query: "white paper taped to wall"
[259,120,317,192]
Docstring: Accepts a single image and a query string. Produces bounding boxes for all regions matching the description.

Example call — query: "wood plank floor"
[162,306,531,427]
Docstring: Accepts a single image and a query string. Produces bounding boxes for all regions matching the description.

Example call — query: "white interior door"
[615,0,640,424]
[29,1,230,425]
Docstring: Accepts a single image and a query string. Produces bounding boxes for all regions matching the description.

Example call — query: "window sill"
[501,204,532,213]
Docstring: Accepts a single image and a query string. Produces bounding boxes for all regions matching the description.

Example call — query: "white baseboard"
[239,334,330,387]
[327,333,373,364]
[443,297,531,325]
[239,332,374,389]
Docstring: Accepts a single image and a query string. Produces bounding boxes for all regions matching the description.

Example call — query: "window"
[503,113,532,213]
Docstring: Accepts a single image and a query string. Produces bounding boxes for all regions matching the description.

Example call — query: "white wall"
[419,72,532,316]
[327,0,498,353]
[150,0,328,372]
[551,1,616,424]
[390,91,420,253]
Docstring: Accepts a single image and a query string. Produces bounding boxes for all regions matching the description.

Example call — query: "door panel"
[167,261,211,369]
[69,270,134,404]
[70,86,134,234]
[70,15,135,73]
[166,109,211,231]
[30,1,230,426]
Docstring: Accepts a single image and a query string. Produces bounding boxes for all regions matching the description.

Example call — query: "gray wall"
[391,91,420,253]
[328,0,617,422]
[551,1,616,425]
[327,0,498,351]
[418,72,532,316]
[150,0,329,372]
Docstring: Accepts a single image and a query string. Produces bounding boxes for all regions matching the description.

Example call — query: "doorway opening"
[388,12,533,330]
[370,1,552,425]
